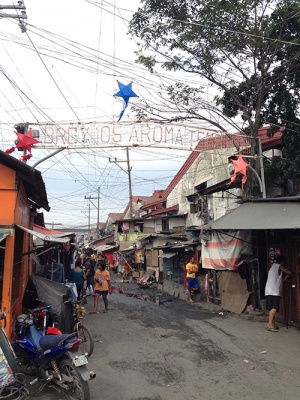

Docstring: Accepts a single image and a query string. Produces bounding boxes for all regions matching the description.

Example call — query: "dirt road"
[29,279,300,400]
[84,283,300,400]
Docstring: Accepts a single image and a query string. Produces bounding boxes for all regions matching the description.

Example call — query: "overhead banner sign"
[30,121,253,152]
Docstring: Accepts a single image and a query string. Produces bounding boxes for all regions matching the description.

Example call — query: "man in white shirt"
[265,255,291,332]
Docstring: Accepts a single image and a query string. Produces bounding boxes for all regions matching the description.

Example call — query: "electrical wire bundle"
[0,373,29,400]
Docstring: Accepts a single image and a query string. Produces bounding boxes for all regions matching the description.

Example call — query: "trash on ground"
[137,270,157,288]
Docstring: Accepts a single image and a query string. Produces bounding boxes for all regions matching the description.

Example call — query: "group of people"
[70,252,112,314]
[70,249,292,326]
[185,254,293,332]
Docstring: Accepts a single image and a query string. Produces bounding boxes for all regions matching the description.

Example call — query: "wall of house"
[0,165,17,224]
[210,189,242,221]
[0,171,32,339]
[143,219,155,233]
[167,152,213,210]
[166,148,242,228]
[169,217,186,232]
[155,217,162,233]
[118,232,149,250]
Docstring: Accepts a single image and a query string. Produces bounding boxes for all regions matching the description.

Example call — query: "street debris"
[137,270,156,288]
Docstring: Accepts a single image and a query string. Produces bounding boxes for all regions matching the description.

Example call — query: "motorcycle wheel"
[59,358,90,400]
[76,324,94,358]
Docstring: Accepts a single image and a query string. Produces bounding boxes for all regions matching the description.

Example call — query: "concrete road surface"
[28,279,300,400]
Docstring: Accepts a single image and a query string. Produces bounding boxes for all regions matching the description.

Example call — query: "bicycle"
[71,296,94,358]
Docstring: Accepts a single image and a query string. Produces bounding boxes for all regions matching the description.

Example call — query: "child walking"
[91,260,111,314]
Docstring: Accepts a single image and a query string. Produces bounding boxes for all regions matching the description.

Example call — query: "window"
[162,218,169,232]
[190,203,200,214]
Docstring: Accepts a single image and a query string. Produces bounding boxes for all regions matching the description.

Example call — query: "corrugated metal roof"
[206,202,300,230]
[94,244,117,252]
[158,252,177,258]
[149,204,179,216]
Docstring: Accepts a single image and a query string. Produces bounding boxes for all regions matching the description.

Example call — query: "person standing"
[84,260,95,296]
[186,256,199,303]
[70,259,86,300]
[92,260,111,314]
[265,255,292,332]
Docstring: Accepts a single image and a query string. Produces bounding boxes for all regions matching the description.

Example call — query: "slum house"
[136,233,189,284]
[105,212,124,236]
[0,150,50,339]
[138,126,288,311]
[84,236,118,270]
[202,197,300,324]
[138,201,192,294]
[194,126,300,320]
[137,134,244,298]
[96,213,124,270]
[83,232,114,251]
[29,222,75,281]
[112,192,166,274]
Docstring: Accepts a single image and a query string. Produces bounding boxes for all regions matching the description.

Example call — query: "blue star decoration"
[114,80,138,121]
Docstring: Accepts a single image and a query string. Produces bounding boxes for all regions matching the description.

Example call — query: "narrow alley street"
[33,276,300,400]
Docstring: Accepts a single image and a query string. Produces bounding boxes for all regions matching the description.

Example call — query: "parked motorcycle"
[13,305,96,400]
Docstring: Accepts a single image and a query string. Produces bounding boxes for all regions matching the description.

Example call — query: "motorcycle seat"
[39,332,77,350]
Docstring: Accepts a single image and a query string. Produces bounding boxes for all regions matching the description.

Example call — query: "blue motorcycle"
[13,305,96,400]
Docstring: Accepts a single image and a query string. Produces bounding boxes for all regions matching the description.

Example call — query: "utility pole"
[109,147,133,219]
[97,187,100,237]
[0,1,27,32]
[126,148,133,219]
[81,204,91,237]
[85,188,100,238]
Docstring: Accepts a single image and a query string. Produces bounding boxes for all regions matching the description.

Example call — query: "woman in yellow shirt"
[91,261,111,314]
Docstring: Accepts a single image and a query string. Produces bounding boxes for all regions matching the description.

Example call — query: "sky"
[0,0,195,230]
[0,0,224,231]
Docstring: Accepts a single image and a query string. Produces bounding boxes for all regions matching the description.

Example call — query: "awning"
[206,202,300,230]
[16,225,70,243]
[0,229,13,243]
[33,224,74,237]
[158,252,177,259]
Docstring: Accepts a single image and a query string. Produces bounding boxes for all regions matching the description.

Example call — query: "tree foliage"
[129,0,300,181]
